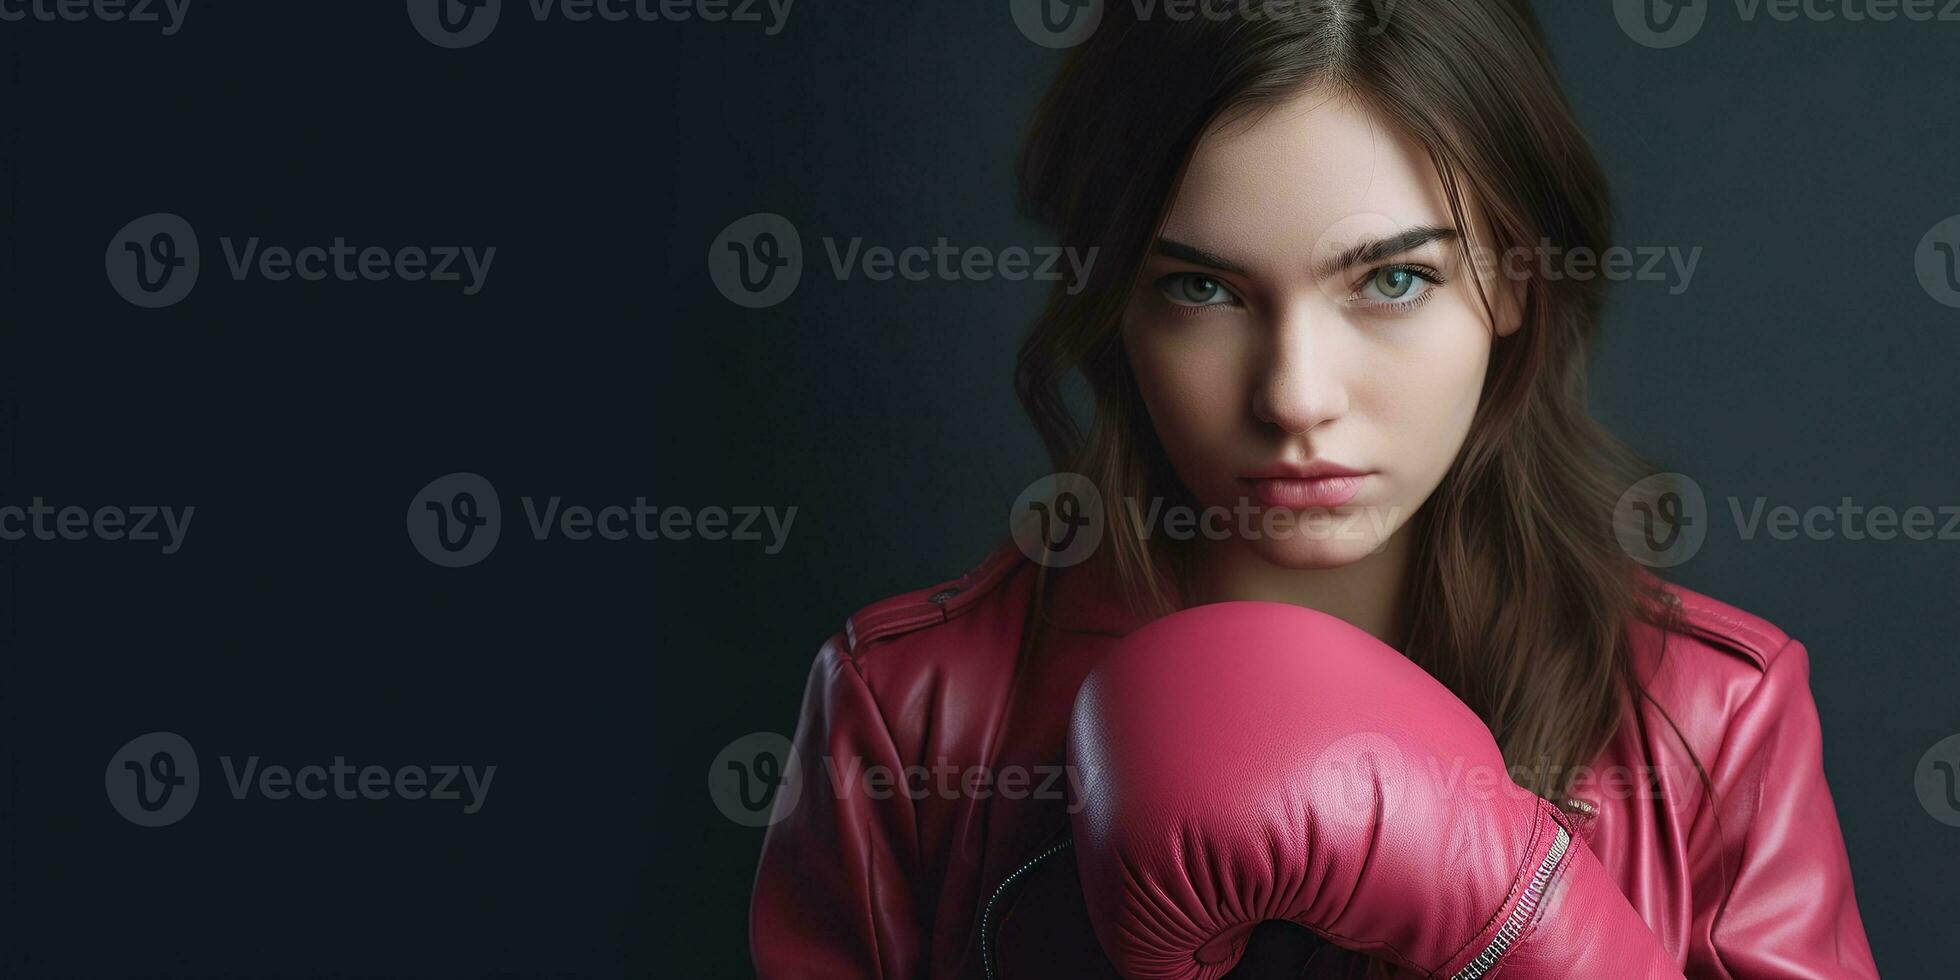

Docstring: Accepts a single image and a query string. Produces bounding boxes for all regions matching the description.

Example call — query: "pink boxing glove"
[1067,601,1685,979]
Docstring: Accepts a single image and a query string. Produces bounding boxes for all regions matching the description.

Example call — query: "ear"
[1462,219,1526,339]
[1491,276,1526,339]
[1470,232,1525,339]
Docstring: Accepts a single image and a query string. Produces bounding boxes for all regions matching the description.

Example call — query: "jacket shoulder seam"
[1669,589,1791,673]
[843,540,1027,654]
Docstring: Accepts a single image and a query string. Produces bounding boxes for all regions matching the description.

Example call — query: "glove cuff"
[1434,796,1574,980]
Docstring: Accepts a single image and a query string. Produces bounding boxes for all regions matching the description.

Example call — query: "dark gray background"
[0,1,1954,976]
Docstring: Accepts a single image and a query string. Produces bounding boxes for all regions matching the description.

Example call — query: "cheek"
[1126,325,1248,458]
[1360,308,1493,465]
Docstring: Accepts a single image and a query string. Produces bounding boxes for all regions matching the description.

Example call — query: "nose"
[1251,308,1347,435]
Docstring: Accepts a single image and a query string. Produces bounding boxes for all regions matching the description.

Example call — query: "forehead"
[1162,88,1457,268]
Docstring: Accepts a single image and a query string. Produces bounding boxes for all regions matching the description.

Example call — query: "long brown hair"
[1014,0,1703,884]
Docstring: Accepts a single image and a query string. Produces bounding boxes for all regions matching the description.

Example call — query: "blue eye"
[1358,264,1443,307]
[1375,268,1417,298]
[1157,273,1238,307]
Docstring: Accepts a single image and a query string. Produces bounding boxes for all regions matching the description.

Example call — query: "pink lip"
[1240,460,1373,509]
[1244,475,1368,509]
[1245,460,1369,480]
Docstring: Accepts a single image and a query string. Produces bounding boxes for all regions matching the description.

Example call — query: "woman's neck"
[1187,528,1414,650]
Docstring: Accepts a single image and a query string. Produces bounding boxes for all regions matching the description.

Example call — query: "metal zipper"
[1449,823,1572,980]
[980,837,1074,980]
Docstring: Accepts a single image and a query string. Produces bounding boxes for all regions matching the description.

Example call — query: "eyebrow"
[1153,225,1459,279]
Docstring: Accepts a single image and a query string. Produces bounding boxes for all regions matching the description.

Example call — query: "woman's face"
[1122,86,1520,570]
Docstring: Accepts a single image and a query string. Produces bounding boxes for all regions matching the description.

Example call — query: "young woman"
[751,2,1879,977]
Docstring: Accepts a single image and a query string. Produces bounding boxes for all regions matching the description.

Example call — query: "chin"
[1241,519,1397,569]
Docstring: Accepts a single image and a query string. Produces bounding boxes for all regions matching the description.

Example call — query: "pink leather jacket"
[749,540,1880,978]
